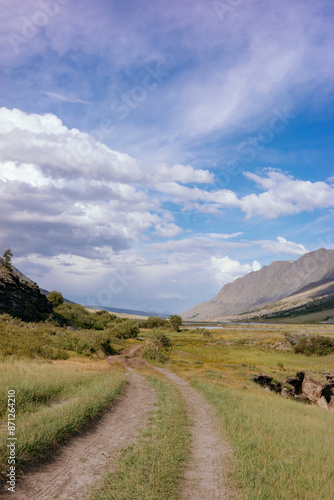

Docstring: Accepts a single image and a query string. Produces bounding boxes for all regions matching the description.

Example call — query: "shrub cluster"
[142,329,173,363]
[54,303,116,330]
[139,316,169,328]
[108,319,139,339]
[284,332,334,356]
[0,309,139,359]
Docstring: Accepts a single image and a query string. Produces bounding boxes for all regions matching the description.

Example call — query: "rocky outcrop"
[182,248,334,321]
[0,268,53,321]
[253,371,334,410]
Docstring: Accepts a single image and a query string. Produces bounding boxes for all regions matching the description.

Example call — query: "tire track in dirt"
[155,366,234,500]
[1,372,155,500]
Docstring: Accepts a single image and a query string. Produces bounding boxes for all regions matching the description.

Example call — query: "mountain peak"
[182,248,334,321]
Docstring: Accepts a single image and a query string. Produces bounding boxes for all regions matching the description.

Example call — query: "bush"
[47,291,64,307]
[0,314,119,359]
[55,304,121,331]
[142,330,173,362]
[140,316,169,328]
[169,314,182,332]
[202,329,213,338]
[110,319,139,339]
[284,332,334,356]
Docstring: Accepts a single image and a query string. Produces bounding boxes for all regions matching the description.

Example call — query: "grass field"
[0,358,127,482]
[166,323,334,499]
[90,373,190,500]
[1,313,334,498]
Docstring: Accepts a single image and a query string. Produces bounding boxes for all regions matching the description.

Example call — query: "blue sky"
[0,0,333,313]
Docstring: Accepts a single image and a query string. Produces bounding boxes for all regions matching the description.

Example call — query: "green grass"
[0,314,126,359]
[90,376,190,500]
[193,378,334,500]
[0,359,127,481]
[165,323,334,500]
[0,359,106,416]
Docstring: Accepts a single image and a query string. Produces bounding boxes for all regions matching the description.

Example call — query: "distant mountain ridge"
[182,248,334,321]
[85,305,169,318]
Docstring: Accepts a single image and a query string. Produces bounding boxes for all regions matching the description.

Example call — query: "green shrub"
[169,314,182,332]
[142,329,172,362]
[202,329,213,338]
[47,291,64,307]
[0,315,119,359]
[139,316,169,328]
[55,303,94,329]
[284,332,334,356]
[110,319,139,339]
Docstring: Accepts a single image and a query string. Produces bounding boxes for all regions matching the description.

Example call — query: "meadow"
[1,310,334,499]
[0,307,137,484]
[0,358,127,482]
[166,323,334,499]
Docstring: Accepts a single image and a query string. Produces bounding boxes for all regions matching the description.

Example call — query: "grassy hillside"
[260,295,334,323]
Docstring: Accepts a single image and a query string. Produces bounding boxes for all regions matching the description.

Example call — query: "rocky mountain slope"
[0,266,53,321]
[182,248,334,321]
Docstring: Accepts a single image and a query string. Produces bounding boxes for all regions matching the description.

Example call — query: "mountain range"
[182,248,334,322]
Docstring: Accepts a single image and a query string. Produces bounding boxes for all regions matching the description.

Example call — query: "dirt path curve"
[1,372,155,500]
[155,366,234,500]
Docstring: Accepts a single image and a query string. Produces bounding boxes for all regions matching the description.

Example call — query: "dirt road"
[1,372,155,499]
[156,367,234,500]
[2,344,234,499]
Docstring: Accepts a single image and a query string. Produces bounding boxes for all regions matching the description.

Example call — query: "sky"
[0,0,334,314]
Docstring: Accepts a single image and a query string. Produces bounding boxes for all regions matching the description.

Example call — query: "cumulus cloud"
[0,108,187,257]
[0,107,144,183]
[240,171,334,218]
[211,256,261,286]
[260,236,309,256]
[152,170,334,220]
[155,223,183,238]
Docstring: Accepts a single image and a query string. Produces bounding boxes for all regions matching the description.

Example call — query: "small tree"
[1,249,13,272]
[169,314,182,332]
[47,291,64,307]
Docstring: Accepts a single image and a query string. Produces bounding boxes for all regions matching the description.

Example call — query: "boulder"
[317,396,329,410]
[302,377,323,403]
[0,268,53,322]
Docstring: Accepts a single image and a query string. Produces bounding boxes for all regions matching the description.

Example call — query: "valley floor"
[1,322,334,499]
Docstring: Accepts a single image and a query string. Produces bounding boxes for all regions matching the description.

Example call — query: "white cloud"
[152,163,214,184]
[0,107,144,183]
[240,171,334,218]
[152,170,334,220]
[208,232,244,239]
[0,108,188,257]
[155,223,183,238]
[211,256,261,286]
[42,91,92,104]
[260,236,309,256]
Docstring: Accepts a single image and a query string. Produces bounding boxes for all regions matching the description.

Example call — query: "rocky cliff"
[0,267,53,321]
[182,248,334,321]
